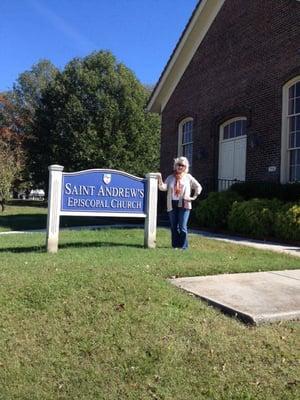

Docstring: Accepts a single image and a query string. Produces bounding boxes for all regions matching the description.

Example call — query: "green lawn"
[0,227,299,400]
[0,203,47,231]
[0,203,136,232]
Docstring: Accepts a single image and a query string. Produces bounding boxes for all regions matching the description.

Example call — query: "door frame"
[218,117,247,190]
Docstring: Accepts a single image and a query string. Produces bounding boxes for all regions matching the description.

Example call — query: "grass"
[0,203,138,232]
[0,202,48,231]
[0,226,299,400]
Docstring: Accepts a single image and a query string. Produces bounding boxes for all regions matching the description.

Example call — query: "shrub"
[230,181,300,202]
[194,191,242,229]
[274,203,300,242]
[228,198,282,238]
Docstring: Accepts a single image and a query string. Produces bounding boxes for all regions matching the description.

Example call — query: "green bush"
[194,189,300,242]
[194,191,242,229]
[228,198,282,238]
[230,181,300,202]
[274,203,300,242]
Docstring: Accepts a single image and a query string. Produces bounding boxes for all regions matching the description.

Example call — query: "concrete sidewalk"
[190,229,300,258]
[171,269,300,324]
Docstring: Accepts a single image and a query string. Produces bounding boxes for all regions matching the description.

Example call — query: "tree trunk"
[0,199,5,212]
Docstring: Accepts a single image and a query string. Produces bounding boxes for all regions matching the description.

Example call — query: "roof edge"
[147,0,225,114]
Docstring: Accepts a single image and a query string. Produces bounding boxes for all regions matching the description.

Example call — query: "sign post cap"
[48,164,64,172]
[145,172,159,179]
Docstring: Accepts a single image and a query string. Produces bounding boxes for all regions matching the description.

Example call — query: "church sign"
[46,165,158,253]
[61,170,146,215]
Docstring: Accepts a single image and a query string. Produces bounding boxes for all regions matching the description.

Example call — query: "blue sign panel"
[61,169,146,214]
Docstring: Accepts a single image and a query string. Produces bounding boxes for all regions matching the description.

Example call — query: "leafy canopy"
[0,60,58,190]
[29,51,160,187]
[0,140,22,209]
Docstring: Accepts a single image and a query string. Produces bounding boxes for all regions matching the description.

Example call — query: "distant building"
[148,0,300,190]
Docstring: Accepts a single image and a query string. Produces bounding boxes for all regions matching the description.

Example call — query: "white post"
[46,165,64,253]
[144,173,158,248]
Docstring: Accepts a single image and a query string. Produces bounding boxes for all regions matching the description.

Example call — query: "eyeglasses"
[177,164,186,168]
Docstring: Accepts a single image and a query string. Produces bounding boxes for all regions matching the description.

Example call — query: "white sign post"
[46,165,158,253]
[46,165,64,253]
[144,173,158,248]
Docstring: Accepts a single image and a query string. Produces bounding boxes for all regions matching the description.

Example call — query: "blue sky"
[0,0,198,91]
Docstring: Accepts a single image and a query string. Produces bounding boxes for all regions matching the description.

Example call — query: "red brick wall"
[160,0,300,185]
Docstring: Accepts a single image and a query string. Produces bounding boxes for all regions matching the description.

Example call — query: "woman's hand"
[156,173,163,185]
[185,195,197,201]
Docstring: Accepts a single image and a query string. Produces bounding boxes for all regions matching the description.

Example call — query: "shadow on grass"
[0,214,47,231]
[0,213,143,232]
[0,241,144,253]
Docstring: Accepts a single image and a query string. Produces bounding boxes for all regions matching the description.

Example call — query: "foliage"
[29,51,160,188]
[274,203,300,241]
[11,59,59,125]
[228,198,282,238]
[143,83,155,95]
[194,191,242,229]
[0,61,58,188]
[0,93,24,145]
[0,94,25,192]
[194,188,300,241]
[230,181,300,202]
[0,61,58,142]
[0,140,23,210]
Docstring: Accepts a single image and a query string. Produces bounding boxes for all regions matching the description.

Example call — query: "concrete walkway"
[0,224,299,257]
[171,270,300,324]
[190,229,300,258]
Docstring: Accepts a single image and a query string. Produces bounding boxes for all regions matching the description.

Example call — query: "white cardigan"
[158,173,202,212]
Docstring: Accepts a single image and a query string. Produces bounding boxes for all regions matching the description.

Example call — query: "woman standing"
[158,157,202,250]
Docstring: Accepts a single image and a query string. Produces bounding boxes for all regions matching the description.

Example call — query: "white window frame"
[281,76,300,183]
[178,117,193,166]
[219,117,247,142]
[218,117,247,191]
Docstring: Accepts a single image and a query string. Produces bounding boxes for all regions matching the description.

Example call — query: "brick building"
[147,0,300,191]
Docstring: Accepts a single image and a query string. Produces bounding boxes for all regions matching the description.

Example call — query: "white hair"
[173,156,189,173]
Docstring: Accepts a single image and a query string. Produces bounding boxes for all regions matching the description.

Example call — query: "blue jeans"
[168,201,191,249]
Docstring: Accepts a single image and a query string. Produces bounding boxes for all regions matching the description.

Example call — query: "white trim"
[60,211,146,218]
[281,76,300,183]
[219,117,247,142]
[220,116,247,127]
[46,165,64,253]
[144,173,158,248]
[63,168,144,182]
[220,135,247,144]
[218,118,247,189]
[177,117,193,157]
[147,0,225,113]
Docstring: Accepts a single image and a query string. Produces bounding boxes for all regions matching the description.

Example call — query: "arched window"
[220,117,247,141]
[178,118,193,167]
[281,77,300,182]
[218,117,247,190]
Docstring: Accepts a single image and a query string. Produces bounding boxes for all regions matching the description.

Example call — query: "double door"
[218,136,247,191]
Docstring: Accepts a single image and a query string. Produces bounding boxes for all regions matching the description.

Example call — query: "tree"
[11,59,59,125]
[0,61,58,189]
[29,51,160,188]
[0,93,25,197]
[144,84,155,95]
[0,140,22,211]
[0,92,23,142]
[1,60,58,142]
